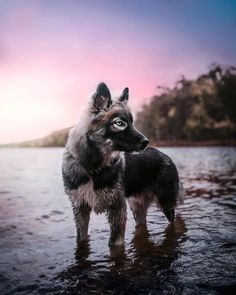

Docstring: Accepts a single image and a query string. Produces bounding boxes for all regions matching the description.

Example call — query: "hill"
[2,128,70,147]
[136,64,236,145]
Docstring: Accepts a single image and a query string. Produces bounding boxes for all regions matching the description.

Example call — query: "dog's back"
[124,147,182,223]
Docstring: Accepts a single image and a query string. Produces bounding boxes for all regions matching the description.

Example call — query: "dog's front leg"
[107,199,127,247]
[72,203,91,242]
[128,196,149,226]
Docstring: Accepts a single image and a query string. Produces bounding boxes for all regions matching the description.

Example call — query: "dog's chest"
[74,178,122,214]
[77,179,98,209]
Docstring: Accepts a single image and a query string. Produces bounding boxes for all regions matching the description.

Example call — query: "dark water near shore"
[0,147,236,294]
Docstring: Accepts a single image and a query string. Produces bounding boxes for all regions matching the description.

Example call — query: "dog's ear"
[92,82,112,112]
[118,87,129,104]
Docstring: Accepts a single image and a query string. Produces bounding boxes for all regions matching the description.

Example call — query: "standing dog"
[62,83,184,246]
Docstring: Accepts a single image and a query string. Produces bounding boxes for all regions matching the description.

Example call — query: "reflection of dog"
[62,83,184,246]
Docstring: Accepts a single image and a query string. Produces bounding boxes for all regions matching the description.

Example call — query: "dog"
[62,82,184,247]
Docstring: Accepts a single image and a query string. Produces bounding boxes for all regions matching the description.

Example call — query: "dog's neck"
[84,136,121,172]
[69,127,120,174]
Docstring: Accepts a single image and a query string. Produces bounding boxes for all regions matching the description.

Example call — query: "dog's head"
[86,82,149,153]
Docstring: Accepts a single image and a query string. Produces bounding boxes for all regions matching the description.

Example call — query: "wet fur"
[62,83,184,246]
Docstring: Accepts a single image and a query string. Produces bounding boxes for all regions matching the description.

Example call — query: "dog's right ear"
[92,82,112,113]
[118,87,129,104]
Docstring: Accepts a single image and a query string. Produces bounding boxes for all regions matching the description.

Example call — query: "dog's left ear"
[118,87,129,104]
[92,82,112,112]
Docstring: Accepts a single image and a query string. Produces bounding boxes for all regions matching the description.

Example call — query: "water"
[0,147,235,294]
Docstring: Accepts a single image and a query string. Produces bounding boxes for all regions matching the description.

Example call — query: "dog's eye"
[113,120,127,131]
[116,120,124,126]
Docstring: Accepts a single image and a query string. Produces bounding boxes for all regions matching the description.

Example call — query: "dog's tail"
[177,181,185,205]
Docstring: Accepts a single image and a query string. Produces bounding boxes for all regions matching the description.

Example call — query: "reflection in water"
[131,215,186,257]
[58,216,187,293]
[0,147,235,294]
[75,240,91,262]
[109,216,187,293]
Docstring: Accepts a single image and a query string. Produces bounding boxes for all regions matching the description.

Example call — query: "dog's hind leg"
[128,196,151,226]
[107,199,127,247]
[155,194,176,223]
[73,203,91,242]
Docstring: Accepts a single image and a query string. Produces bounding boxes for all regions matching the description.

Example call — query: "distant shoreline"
[152,140,236,147]
[1,140,236,148]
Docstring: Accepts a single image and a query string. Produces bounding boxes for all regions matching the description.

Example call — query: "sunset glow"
[0,0,235,143]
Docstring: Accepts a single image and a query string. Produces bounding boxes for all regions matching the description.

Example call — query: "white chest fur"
[77,179,98,209]
[67,176,124,214]
[68,179,97,209]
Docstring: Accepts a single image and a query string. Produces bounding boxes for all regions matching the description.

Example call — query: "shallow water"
[0,147,236,294]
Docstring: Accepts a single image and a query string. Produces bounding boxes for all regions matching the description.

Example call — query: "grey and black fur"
[62,82,184,247]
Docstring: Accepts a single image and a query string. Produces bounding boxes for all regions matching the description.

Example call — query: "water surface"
[0,147,236,294]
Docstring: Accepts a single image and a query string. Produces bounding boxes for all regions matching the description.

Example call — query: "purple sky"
[0,0,235,143]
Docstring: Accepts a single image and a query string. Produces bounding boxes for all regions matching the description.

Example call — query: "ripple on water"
[0,147,236,294]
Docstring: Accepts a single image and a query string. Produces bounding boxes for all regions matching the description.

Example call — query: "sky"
[0,0,236,143]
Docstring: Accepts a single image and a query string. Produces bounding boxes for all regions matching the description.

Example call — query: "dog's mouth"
[117,142,148,154]
[131,151,141,155]
[131,139,149,153]
[131,146,148,154]
[112,137,149,154]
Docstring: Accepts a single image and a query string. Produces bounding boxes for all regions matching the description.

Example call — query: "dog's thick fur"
[62,83,184,246]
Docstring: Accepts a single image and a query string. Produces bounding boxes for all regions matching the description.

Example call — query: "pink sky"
[0,0,235,143]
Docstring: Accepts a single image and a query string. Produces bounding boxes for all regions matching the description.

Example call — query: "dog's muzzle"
[140,138,149,150]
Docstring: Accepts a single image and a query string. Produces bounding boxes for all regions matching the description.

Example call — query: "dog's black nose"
[141,138,149,149]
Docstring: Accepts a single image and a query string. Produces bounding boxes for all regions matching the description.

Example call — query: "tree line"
[135,64,236,144]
